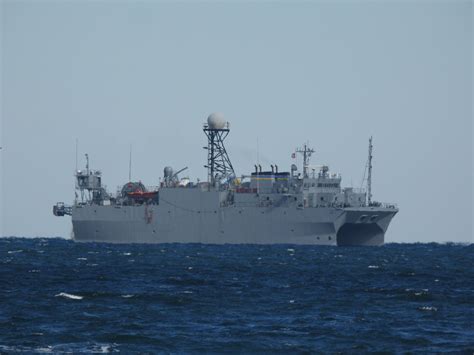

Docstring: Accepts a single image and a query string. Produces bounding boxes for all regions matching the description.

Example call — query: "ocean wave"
[55,292,83,300]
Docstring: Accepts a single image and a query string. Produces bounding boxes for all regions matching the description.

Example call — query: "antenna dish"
[207,112,227,130]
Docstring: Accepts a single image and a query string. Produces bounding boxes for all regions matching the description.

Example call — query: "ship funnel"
[258,164,262,173]
[271,165,274,173]
[291,164,297,176]
[275,165,278,173]
[254,165,258,173]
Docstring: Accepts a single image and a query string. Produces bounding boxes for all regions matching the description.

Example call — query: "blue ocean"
[0,238,472,353]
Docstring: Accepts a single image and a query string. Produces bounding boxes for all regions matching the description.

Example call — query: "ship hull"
[71,203,397,246]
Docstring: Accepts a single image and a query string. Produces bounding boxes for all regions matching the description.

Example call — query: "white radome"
[163,166,173,177]
[207,112,227,129]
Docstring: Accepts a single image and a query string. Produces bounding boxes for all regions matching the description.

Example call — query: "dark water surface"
[0,238,472,353]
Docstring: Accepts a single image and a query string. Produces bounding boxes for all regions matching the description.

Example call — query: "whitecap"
[99,345,111,353]
[368,265,379,269]
[287,248,295,252]
[289,300,295,303]
[36,346,53,353]
[8,250,23,254]
[77,257,87,260]
[121,294,134,298]
[122,252,131,256]
[419,306,437,312]
[187,267,193,270]
[183,290,194,294]
[55,292,83,300]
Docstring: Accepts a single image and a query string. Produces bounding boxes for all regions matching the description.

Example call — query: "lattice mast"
[203,113,235,185]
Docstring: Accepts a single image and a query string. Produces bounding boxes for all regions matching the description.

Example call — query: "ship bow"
[336,208,397,246]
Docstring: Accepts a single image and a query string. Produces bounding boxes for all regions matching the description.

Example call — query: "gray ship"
[53,113,398,246]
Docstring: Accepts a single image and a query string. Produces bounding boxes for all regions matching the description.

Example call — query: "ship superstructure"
[54,113,398,246]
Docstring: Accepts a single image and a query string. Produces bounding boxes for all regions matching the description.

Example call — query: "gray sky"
[1,1,472,242]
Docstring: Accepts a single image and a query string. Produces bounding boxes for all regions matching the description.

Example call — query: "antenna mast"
[85,153,89,174]
[296,144,315,178]
[257,137,259,194]
[75,139,78,172]
[129,144,132,182]
[367,136,373,205]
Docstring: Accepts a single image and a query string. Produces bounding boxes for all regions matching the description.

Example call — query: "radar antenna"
[295,144,315,178]
[367,136,373,205]
[203,113,235,185]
